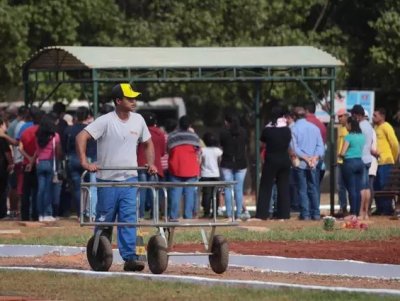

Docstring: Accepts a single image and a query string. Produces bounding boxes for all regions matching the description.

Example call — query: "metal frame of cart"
[80,167,239,274]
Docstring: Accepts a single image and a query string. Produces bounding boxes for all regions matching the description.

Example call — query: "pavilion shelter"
[22,46,343,214]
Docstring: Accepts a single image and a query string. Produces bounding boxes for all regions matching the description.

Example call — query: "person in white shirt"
[76,83,157,272]
[200,132,222,218]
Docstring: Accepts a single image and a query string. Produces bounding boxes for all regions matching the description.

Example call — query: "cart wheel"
[86,235,113,271]
[209,235,229,274]
[147,235,168,274]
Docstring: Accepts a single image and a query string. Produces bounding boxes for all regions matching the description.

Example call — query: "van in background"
[1,97,186,128]
[136,97,186,128]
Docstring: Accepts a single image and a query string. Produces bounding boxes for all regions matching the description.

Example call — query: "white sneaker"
[39,216,44,222]
[43,216,56,222]
[217,208,224,217]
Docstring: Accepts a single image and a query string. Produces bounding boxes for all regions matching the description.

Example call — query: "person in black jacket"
[219,113,248,218]
[63,106,97,218]
[0,117,13,218]
[256,106,292,220]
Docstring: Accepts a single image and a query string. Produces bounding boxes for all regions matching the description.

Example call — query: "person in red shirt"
[137,112,166,218]
[305,102,327,202]
[167,116,201,221]
[19,107,44,220]
[305,102,327,144]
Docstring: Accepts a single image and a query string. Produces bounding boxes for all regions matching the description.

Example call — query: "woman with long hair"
[339,116,365,216]
[219,112,248,219]
[35,113,62,222]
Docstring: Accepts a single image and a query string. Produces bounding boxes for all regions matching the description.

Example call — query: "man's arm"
[142,138,157,175]
[76,130,98,171]
[5,148,13,173]
[385,124,399,162]
[0,127,19,146]
[290,130,309,161]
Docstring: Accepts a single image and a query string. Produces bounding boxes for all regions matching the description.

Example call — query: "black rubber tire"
[86,235,113,271]
[147,235,168,274]
[209,235,229,274]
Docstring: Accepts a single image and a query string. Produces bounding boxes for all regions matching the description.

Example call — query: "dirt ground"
[1,216,400,291]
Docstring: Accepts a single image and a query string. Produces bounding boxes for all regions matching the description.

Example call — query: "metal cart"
[80,167,239,274]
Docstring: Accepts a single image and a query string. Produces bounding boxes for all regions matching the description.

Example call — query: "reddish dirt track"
[173,239,400,265]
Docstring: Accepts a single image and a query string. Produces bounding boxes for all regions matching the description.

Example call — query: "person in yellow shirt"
[372,108,399,215]
[336,108,349,216]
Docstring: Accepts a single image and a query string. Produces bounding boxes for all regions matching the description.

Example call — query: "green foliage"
[0,1,30,98]
[369,7,400,91]
[73,0,126,46]
[27,0,79,49]
[1,0,398,112]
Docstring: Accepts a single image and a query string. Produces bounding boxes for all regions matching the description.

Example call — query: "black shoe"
[290,206,300,212]
[371,210,383,216]
[335,207,348,218]
[124,260,145,272]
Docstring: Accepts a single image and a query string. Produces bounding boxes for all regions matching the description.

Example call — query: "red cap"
[336,108,347,116]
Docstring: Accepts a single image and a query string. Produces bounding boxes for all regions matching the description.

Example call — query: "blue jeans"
[293,167,319,219]
[374,164,395,215]
[168,175,197,219]
[342,158,364,215]
[36,160,54,217]
[337,164,347,209]
[315,160,325,204]
[221,168,247,218]
[68,154,97,218]
[96,177,138,261]
[361,163,371,190]
[138,170,158,218]
[289,168,299,211]
[52,181,61,216]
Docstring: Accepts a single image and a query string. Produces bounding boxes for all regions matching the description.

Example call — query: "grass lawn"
[0,217,399,246]
[0,270,398,301]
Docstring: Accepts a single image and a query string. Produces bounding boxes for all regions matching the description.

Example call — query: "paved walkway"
[1,244,399,279]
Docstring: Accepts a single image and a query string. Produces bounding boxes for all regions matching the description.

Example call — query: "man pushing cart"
[76,83,157,272]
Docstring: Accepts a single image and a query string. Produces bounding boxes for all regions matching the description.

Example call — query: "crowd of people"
[0,87,399,226]
[255,102,399,221]
[0,103,96,221]
[0,85,249,225]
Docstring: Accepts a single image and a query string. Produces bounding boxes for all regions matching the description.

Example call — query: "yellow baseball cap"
[111,83,141,100]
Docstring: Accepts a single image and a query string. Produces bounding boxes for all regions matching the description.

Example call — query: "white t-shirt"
[359,119,374,164]
[369,129,378,176]
[85,111,151,180]
[201,147,223,178]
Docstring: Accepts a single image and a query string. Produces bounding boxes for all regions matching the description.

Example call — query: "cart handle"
[80,166,148,181]
[96,166,148,171]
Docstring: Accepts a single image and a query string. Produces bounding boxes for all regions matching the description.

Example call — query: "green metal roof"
[24,46,343,70]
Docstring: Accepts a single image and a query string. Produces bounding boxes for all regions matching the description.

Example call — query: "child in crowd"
[200,132,222,218]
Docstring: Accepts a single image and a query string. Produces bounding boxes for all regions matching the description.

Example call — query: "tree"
[0,0,30,99]
[369,7,400,92]
[1,0,351,109]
